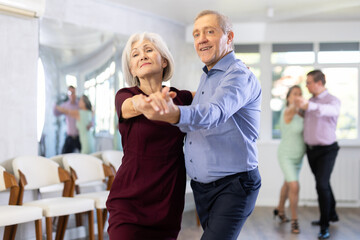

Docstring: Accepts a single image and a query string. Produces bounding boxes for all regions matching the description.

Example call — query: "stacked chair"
[101,150,124,174]
[62,153,114,240]
[12,156,95,240]
[0,165,43,240]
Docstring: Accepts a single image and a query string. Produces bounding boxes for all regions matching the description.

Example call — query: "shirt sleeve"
[115,89,134,122]
[53,101,67,116]
[307,96,341,118]
[176,68,260,132]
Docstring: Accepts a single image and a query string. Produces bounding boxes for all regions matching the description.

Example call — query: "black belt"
[306,142,337,150]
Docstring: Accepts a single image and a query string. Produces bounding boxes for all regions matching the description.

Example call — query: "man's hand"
[135,87,180,124]
[294,96,309,110]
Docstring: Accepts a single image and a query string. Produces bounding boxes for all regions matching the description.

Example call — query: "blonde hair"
[122,32,174,87]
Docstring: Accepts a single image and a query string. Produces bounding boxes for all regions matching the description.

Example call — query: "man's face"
[193,14,232,70]
[306,75,319,95]
[68,87,76,103]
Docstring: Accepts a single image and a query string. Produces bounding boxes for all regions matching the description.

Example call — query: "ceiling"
[108,0,360,25]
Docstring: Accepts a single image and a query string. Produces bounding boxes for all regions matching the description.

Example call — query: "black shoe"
[311,215,339,226]
[273,209,290,223]
[318,228,330,239]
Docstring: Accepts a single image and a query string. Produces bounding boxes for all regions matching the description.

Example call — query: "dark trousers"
[62,135,81,153]
[307,142,339,230]
[191,168,261,240]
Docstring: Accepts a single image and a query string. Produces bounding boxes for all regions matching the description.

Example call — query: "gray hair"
[195,10,233,34]
[122,32,175,87]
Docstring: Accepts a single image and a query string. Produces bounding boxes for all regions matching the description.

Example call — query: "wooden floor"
[177,206,360,240]
[100,206,360,239]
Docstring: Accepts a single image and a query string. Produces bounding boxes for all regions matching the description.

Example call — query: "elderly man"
[136,10,262,239]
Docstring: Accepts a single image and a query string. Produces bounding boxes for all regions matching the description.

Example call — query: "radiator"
[299,156,360,205]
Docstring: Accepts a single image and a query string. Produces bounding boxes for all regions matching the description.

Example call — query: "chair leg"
[102,209,107,231]
[46,217,53,240]
[87,210,95,240]
[3,224,17,240]
[75,213,83,227]
[55,215,69,240]
[96,209,104,240]
[35,219,43,240]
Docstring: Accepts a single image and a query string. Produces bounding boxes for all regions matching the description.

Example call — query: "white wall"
[186,21,360,43]
[0,13,39,240]
[0,14,39,171]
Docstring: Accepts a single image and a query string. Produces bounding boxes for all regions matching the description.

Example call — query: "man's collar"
[202,51,235,74]
[315,89,328,99]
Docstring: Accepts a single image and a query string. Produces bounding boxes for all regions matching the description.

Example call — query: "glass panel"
[318,51,360,63]
[235,52,260,65]
[322,68,358,139]
[271,52,315,64]
[249,67,260,82]
[271,66,314,139]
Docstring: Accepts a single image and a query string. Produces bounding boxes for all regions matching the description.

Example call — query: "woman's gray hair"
[122,32,175,87]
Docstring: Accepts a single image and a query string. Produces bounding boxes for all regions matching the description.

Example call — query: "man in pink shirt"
[54,85,81,153]
[295,70,340,239]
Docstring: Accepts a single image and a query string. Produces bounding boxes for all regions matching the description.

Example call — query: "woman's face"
[288,87,302,105]
[79,97,85,109]
[129,40,167,81]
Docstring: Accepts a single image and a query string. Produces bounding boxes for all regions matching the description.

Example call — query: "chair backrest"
[91,151,103,160]
[12,156,62,190]
[0,165,20,205]
[0,165,7,191]
[62,153,106,185]
[50,154,66,167]
[102,150,123,171]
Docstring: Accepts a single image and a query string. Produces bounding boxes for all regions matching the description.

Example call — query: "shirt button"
[189,141,192,145]
[194,177,197,180]
[201,91,204,94]
[190,159,193,163]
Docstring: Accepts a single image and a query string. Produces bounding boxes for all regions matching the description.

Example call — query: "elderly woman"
[106,32,193,239]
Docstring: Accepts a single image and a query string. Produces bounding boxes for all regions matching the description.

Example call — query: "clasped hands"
[132,87,180,124]
[294,96,309,110]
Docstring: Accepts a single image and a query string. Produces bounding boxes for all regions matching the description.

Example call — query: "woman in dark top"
[106,32,193,240]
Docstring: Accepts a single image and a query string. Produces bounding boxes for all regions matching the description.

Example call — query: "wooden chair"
[0,166,42,240]
[12,156,95,240]
[101,150,123,174]
[62,154,114,240]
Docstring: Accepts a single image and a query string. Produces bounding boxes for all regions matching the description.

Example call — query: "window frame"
[264,42,360,146]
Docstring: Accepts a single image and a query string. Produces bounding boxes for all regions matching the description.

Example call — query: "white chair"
[101,150,123,174]
[0,166,43,240]
[62,154,114,240]
[12,156,95,240]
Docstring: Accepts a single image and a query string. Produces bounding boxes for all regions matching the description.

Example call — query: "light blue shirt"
[176,51,261,183]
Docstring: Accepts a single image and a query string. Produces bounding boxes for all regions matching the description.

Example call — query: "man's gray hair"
[195,10,233,34]
[122,32,174,87]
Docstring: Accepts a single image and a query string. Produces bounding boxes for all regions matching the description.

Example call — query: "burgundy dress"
[106,86,192,240]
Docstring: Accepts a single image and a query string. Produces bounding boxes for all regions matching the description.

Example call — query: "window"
[37,58,46,142]
[271,43,315,64]
[270,42,360,141]
[84,60,117,135]
[322,68,358,139]
[235,44,261,80]
[318,42,360,64]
